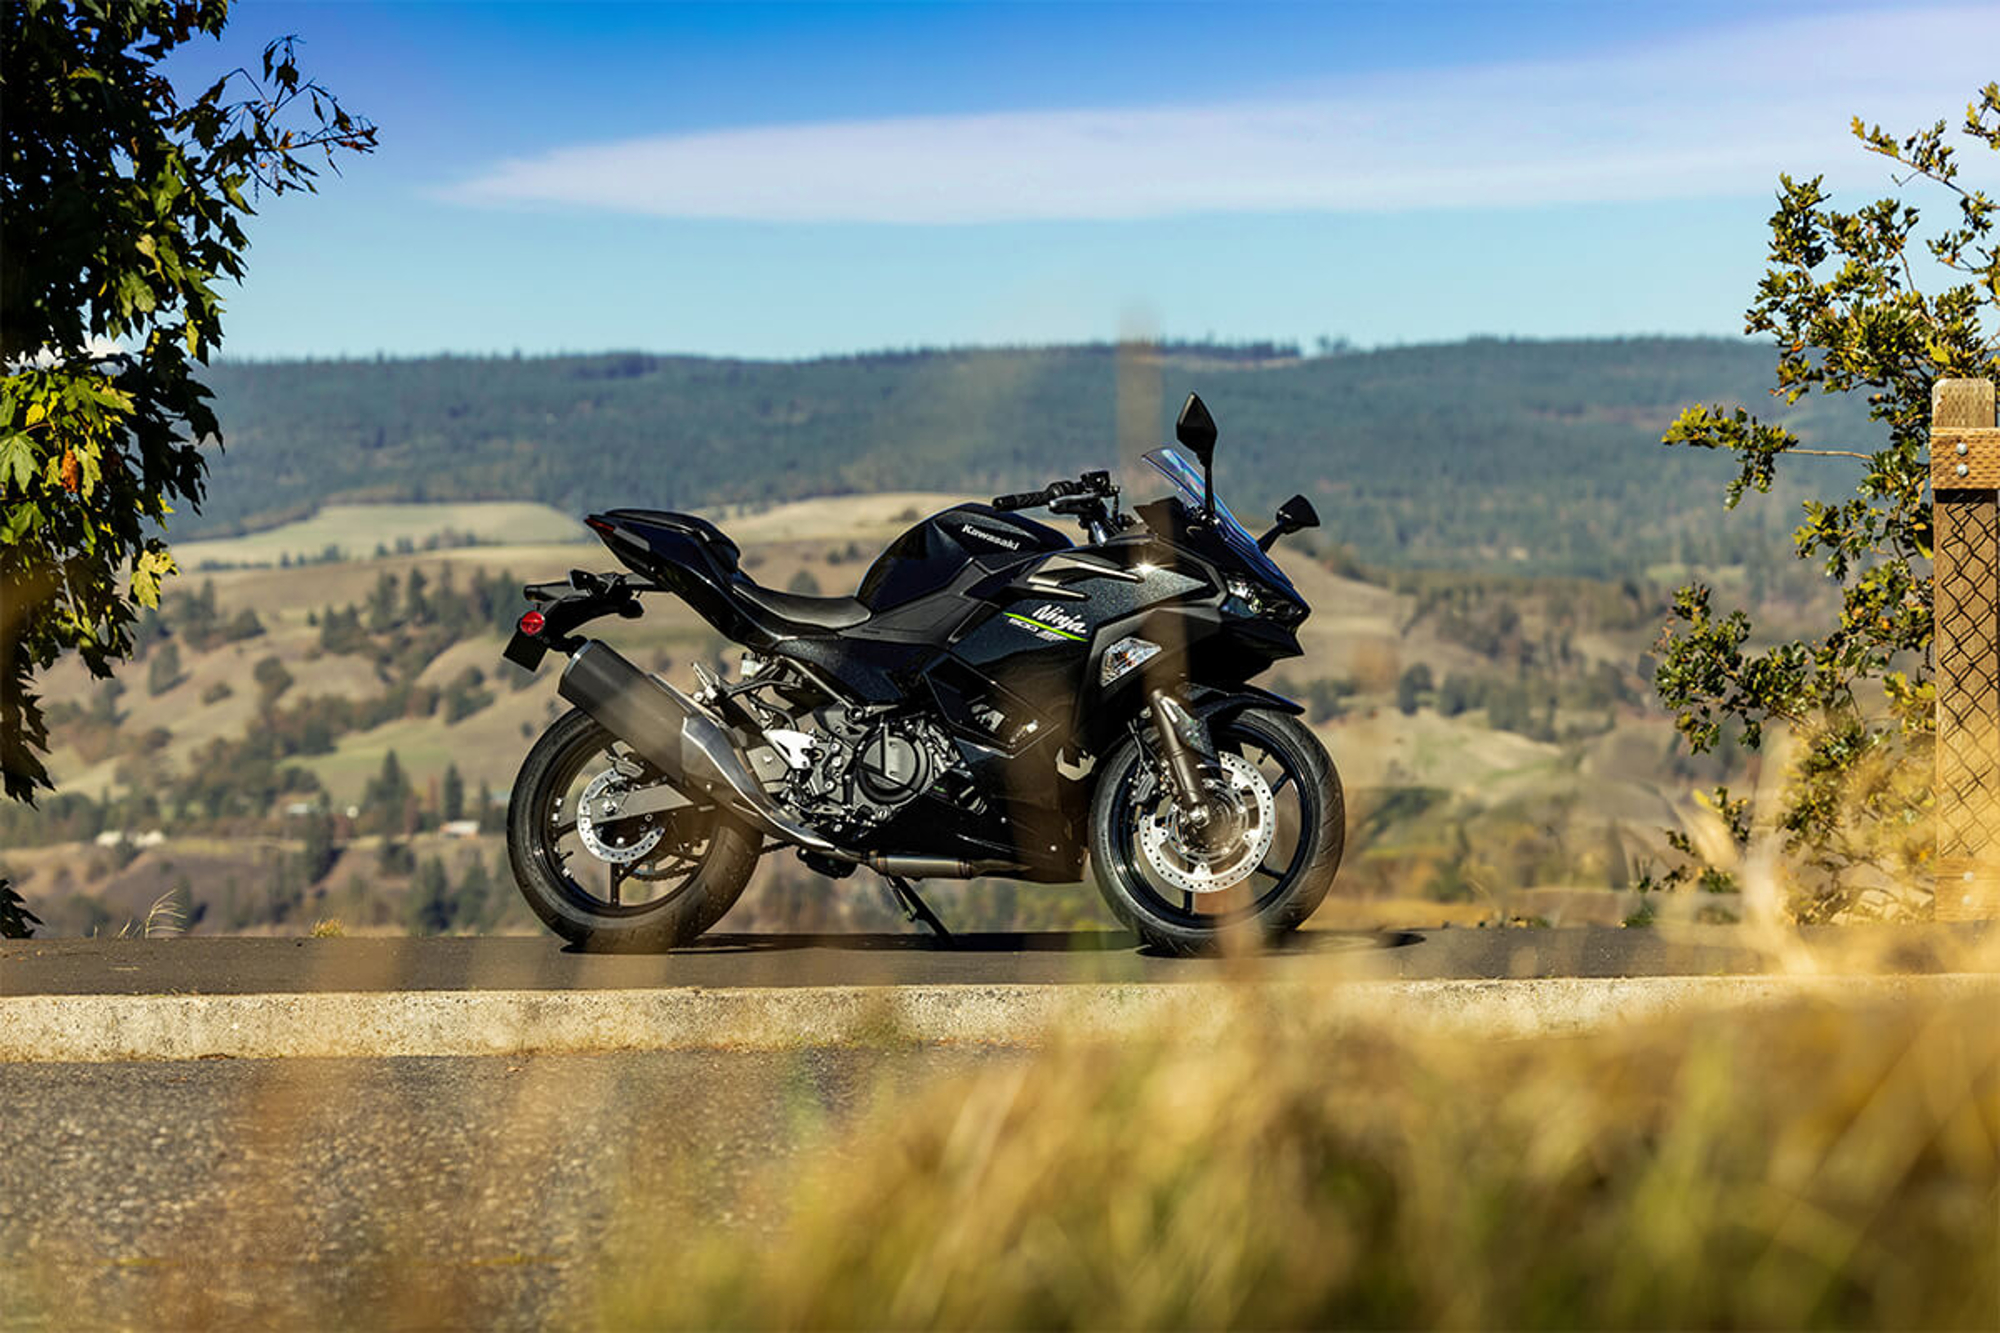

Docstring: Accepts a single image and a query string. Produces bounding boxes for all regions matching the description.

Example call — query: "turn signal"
[1100,635,1161,686]
[518,610,546,636]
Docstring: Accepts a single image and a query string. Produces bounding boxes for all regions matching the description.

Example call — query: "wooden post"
[1931,377,2000,919]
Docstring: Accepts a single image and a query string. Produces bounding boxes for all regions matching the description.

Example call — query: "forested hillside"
[9,336,1873,936]
[193,338,1869,579]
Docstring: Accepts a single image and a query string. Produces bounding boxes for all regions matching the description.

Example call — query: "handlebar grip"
[991,490,1046,511]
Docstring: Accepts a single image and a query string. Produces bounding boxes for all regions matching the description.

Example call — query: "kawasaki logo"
[962,524,1024,549]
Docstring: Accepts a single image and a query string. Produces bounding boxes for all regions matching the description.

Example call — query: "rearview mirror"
[1175,392,1219,518]
[1175,392,1218,469]
[1257,493,1321,551]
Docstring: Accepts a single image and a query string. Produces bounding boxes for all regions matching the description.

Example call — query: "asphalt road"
[0,1047,1010,1330]
[3,923,1990,998]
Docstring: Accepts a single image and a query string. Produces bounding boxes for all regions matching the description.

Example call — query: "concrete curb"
[1,974,1994,1063]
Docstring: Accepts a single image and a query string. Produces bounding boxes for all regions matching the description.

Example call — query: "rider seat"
[729,582,871,631]
[595,507,871,634]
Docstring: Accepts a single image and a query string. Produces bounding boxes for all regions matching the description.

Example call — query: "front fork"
[1146,688,1227,833]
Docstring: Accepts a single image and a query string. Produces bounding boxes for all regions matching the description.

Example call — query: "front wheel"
[507,707,760,951]
[1089,706,1344,955]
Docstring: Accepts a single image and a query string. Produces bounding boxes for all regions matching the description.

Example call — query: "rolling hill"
[188,338,1872,580]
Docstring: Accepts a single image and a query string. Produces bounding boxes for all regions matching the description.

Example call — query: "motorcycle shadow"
[658,929,1425,957]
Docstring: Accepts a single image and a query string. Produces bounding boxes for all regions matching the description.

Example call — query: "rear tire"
[1089,706,1343,955]
[507,707,760,952]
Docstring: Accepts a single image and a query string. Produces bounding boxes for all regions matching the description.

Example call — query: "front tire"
[1089,706,1343,955]
[507,707,760,951]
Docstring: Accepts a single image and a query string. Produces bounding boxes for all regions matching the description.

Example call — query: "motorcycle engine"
[785,708,965,839]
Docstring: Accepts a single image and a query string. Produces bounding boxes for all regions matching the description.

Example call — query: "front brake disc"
[1135,751,1277,895]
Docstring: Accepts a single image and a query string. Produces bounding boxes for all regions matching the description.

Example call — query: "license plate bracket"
[503,630,548,672]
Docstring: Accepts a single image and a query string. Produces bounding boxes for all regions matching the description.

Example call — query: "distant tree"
[787,568,823,595]
[456,855,496,929]
[403,567,429,624]
[220,607,264,642]
[376,838,415,877]
[1487,681,1535,736]
[251,654,292,704]
[1436,674,1477,717]
[146,639,183,697]
[0,0,375,802]
[363,749,411,822]
[406,856,453,935]
[476,778,503,834]
[318,604,366,655]
[1302,676,1352,724]
[297,809,337,883]
[442,667,492,724]
[87,678,125,727]
[1654,84,2000,915]
[366,571,398,632]
[177,579,220,649]
[1395,663,1433,717]
[130,606,167,659]
[441,762,465,823]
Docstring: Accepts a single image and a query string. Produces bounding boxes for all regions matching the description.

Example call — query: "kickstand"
[881,874,952,941]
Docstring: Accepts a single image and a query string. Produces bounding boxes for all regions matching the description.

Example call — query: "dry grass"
[606,988,2000,1330]
[106,889,185,939]
[170,501,588,567]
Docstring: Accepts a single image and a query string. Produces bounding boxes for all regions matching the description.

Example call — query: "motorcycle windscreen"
[1140,447,1299,596]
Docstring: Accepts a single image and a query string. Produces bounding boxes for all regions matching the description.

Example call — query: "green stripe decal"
[1003,611,1086,641]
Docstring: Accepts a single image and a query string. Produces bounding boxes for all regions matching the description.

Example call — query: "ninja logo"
[1032,604,1088,635]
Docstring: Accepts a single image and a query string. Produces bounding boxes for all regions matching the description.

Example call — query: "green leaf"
[0,432,36,490]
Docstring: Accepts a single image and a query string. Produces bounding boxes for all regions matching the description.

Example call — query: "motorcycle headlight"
[1100,636,1162,686]
[1224,577,1305,627]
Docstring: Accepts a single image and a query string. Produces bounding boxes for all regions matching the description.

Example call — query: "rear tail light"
[518,610,546,636]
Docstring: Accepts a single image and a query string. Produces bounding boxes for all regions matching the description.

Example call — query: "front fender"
[1189,682,1305,724]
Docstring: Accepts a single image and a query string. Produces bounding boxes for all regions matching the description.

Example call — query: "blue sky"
[170,1,2000,361]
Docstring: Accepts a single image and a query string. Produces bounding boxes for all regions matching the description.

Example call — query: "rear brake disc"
[574,767,665,865]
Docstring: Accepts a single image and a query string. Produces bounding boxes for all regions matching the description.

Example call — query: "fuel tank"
[856,503,1070,610]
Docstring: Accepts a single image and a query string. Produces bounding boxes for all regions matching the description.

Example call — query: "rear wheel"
[1089,706,1343,955]
[507,707,759,951]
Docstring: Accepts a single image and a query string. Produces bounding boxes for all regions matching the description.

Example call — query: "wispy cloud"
[448,7,2000,224]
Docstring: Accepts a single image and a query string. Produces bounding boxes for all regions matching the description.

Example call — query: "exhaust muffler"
[557,641,837,852]
[864,855,1025,879]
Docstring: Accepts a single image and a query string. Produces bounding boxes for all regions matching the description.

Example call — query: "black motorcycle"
[500,393,1343,953]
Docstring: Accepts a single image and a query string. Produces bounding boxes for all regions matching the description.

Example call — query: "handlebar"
[991,490,1049,513]
[990,471,1115,514]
